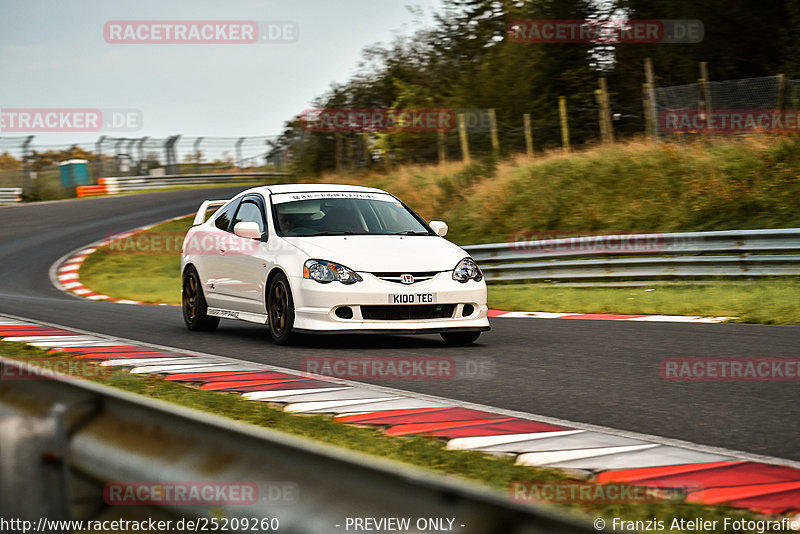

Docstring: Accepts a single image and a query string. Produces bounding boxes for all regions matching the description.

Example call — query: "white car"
[180,184,490,345]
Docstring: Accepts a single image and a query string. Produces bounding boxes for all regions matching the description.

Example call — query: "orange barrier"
[75,184,107,197]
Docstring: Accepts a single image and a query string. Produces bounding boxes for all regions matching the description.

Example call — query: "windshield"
[271,192,432,237]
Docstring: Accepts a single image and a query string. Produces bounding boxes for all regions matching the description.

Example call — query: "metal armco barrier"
[76,172,290,197]
[0,187,22,204]
[464,228,800,281]
[0,356,599,534]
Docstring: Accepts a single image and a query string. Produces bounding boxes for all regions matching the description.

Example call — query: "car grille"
[360,304,456,320]
[369,271,441,284]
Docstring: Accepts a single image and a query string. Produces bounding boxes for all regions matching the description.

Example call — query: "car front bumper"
[288,272,490,333]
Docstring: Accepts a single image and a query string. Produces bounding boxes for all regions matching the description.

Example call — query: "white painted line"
[549,445,736,470]
[284,397,400,413]
[623,315,729,323]
[243,387,352,401]
[516,444,659,467]
[499,311,574,319]
[447,430,584,451]
[264,388,395,403]
[5,312,799,471]
[478,431,651,453]
[300,398,450,414]
[130,364,264,374]
[100,357,202,367]
[2,335,84,342]
[61,282,83,289]
[28,340,127,348]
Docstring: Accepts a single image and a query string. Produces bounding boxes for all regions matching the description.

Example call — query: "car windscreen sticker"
[271,191,396,204]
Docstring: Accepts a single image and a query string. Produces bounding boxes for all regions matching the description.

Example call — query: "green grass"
[116,181,274,195]
[79,136,800,324]
[79,217,191,304]
[79,216,800,325]
[488,281,800,325]
[0,340,786,531]
[301,136,800,246]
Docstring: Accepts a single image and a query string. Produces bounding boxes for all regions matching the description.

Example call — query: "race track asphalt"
[1,188,797,460]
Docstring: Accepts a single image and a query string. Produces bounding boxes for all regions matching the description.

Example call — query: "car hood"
[283,235,469,272]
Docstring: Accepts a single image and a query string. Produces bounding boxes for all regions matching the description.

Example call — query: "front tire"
[267,272,295,345]
[441,331,480,346]
[182,267,220,331]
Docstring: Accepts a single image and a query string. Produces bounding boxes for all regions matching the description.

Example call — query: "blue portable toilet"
[59,159,90,187]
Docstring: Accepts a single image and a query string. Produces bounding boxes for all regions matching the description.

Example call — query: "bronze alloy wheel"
[183,272,199,321]
[182,268,219,331]
[267,272,295,344]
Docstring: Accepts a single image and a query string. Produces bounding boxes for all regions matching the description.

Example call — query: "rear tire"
[441,331,480,346]
[182,267,220,331]
[267,272,295,345]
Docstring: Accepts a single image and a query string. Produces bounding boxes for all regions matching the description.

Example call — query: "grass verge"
[79,215,800,324]
[488,281,800,325]
[0,340,786,531]
[78,217,190,304]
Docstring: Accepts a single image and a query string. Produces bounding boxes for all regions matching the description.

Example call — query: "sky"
[0,0,443,153]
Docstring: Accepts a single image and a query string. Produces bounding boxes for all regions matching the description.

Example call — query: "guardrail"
[0,187,22,204]
[0,356,597,533]
[463,228,800,282]
[76,172,290,197]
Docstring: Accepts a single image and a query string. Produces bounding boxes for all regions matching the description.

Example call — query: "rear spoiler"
[192,200,229,225]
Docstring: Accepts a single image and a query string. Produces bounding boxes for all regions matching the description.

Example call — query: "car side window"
[232,200,265,233]
[214,201,239,232]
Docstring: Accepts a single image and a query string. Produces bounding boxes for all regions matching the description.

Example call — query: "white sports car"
[180,184,490,345]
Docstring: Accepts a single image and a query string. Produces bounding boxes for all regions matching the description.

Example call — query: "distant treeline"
[273,0,800,175]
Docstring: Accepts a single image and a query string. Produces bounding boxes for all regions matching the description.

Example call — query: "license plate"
[389,293,437,304]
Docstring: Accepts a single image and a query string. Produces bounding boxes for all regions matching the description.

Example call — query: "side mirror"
[233,221,263,239]
[429,220,448,237]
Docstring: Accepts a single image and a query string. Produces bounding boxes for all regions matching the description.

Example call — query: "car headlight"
[452,257,483,283]
[303,259,363,284]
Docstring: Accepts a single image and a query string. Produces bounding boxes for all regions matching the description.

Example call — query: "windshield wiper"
[391,231,431,236]
[305,231,359,236]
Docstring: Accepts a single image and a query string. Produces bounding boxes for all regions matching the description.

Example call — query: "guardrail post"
[125,139,137,176]
[558,96,570,153]
[21,135,34,196]
[114,138,125,175]
[488,108,500,158]
[458,113,470,165]
[137,137,148,175]
[193,137,204,173]
[165,135,180,175]
[235,137,245,169]
[94,136,105,182]
[523,113,534,157]
[644,57,659,139]
[0,404,71,528]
